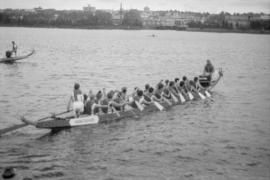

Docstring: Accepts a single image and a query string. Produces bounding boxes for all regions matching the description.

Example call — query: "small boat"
[0,49,35,63]
[22,69,223,130]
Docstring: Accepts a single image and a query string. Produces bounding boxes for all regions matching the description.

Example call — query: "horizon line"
[0,7,269,15]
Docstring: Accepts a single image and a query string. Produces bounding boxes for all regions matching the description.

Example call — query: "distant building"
[112,3,124,25]
[260,14,270,20]
[225,15,251,29]
[83,4,96,14]
[144,6,150,12]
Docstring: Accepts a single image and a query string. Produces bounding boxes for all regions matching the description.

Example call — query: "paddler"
[149,87,162,102]
[138,89,151,106]
[67,83,84,117]
[84,91,108,115]
[107,91,126,112]
[11,41,17,56]
[178,81,189,100]
[120,87,128,101]
[203,59,215,80]
[144,84,150,94]
[194,77,205,90]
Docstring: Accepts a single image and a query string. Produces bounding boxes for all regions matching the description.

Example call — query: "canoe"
[0,49,35,63]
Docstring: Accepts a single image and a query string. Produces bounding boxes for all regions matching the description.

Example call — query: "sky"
[0,0,270,13]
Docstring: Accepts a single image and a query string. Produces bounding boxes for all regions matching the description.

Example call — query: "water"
[0,27,269,180]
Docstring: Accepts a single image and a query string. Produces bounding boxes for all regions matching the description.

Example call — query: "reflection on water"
[0,27,270,179]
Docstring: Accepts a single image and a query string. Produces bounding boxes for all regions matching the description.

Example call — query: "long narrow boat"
[22,69,223,130]
[0,49,35,63]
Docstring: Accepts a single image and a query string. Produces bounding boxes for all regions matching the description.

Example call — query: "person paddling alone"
[67,83,84,117]
[11,41,17,56]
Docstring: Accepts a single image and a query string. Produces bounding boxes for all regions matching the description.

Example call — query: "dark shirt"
[204,64,214,73]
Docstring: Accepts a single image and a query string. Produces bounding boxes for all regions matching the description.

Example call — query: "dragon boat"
[20,69,223,130]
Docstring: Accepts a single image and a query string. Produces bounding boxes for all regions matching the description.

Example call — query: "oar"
[135,101,144,111]
[198,92,206,100]
[0,110,70,136]
[178,92,186,103]
[205,90,211,97]
[171,93,179,103]
[188,91,194,100]
[111,106,121,117]
[143,94,164,111]
[162,97,173,106]
[153,101,164,111]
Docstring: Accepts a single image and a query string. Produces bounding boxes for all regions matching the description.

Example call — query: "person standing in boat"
[203,60,215,80]
[11,41,17,56]
[67,83,84,117]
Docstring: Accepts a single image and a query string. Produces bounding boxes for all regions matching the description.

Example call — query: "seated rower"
[178,81,189,100]
[67,83,84,118]
[168,81,180,103]
[154,82,164,100]
[107,91,126,112]
[120,87,128,101]
[174,78,180,85]
[138,90,151,106]
[112,91,125,111]
[182,76,191,92]
[194,77,205,91]
[84,93,107,115]
[162,86,172,101]
[128,89,143,109]
[148,87,162,102]
[168,81,179,97]
[144,84,150,94]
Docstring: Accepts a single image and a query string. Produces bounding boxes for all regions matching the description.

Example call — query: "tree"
[122,9,142,27]
[95,10,112,25]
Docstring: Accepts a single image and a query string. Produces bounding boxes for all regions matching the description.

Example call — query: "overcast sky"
[1,0,269,13]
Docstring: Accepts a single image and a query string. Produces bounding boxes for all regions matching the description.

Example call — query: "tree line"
[0,8,269,30]
[0,8,142,27]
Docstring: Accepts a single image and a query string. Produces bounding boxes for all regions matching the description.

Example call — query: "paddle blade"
[188,92,194,100]
[198,92,206,100]
[179,93,186,103]
[163,98,172,106]
[112,106,120,117]
[135,101,144,111]
[153,101,164,111]
[205,91,211,97]
[171,93,179,103]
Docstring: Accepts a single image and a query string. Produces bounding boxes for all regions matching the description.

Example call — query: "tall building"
[120,2,123,23]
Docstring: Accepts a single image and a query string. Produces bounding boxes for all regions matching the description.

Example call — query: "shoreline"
[1,25,270,35]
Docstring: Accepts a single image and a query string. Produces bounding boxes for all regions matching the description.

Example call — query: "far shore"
[1,25,269,35]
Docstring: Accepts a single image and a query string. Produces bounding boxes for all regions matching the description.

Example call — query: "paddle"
[143,94,164,111]
[205,91,211,97]
[153,101,164,111]
[0,110,71,136]
[178,92,186,103]
[162,97,173,106]
[135,101,144,111]
[170,92,179,103]
[111,106,121,117]
[188,91,194,100]
[198,92,206,99]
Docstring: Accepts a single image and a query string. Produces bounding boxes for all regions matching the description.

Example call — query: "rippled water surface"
[0,27,270,180]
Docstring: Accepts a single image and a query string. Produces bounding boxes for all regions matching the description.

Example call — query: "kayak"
[0,49,35,63]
